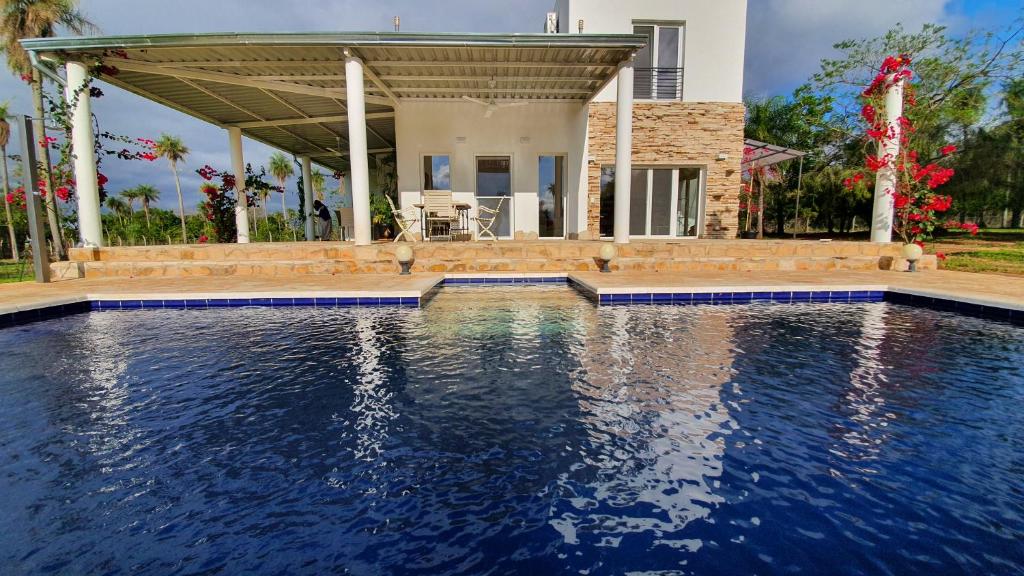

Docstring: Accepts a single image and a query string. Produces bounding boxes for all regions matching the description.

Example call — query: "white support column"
[65,61,102,247]
[301,155,314,240]
[345,51,372,246]
[228,127,250,243]
[613,61,634,244]
[870,75,904,243]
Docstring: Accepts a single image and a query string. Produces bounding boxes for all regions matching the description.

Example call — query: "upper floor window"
[633,23,684,100]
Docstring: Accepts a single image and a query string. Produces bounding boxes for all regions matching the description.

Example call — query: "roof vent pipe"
[578,19,584,34]
[393,16,400,32]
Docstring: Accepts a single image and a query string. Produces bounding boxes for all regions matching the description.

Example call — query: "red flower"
[198,234,209,244]
[97,172,108,186]
[940,145,956,156]
[54,186,70,202]
[936,252,946,261]
[5,193,13,204]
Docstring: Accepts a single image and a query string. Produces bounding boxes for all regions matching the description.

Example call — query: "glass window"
[629,169,648,235]
[677,168,702,237]
[423,155,450,190]
[600,166,615,237]
[633,25,654,100]
[657,27,680,99]
[633,24,684,100]
[538,156,565,238]
[650,169,673,235]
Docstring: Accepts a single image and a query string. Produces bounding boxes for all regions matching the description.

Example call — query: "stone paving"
[2,268,1021,315]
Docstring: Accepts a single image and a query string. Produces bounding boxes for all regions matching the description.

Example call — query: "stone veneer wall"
[586,101,745,239]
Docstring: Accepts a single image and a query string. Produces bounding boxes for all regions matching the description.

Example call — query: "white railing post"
[65,61,103,247]
[613,61,634,244]
[229,126,250,243]
[870,75,904,243]
[344,51,372,246]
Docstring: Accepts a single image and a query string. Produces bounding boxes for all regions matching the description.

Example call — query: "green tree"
[267,152,293,228]
[120,187,138,215]
[0,0,96,258]
[134,184,159,226]
[0,101,17,260]
[153,134,189,243]
[311,169,325,201]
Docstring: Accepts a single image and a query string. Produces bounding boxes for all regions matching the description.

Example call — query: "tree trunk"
[171,160,186,243]
[1,145,17,261]
[756,176,765,239]
[280,181,288,231]
[32,69,65,259]
[142,199,150,226]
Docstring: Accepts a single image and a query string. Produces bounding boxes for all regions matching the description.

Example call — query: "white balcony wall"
[395,101,589,237]
[552,0,746,103]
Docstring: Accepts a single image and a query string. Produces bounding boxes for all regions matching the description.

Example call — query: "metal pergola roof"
[742,138,807,169]
[22,32,646,172]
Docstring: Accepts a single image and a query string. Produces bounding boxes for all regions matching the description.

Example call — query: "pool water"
[1,286,1022,575]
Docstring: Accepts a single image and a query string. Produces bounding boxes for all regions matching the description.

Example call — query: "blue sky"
[0,0,1020,213]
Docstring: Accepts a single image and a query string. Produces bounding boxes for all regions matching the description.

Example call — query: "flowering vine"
[848,54,977,245]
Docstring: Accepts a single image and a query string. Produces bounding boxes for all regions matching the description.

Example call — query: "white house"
[22,0,747,246]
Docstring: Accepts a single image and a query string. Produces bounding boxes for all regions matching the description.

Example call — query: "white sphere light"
[901,242,923,261]
[395,244,413,263]
[599,243,616,262]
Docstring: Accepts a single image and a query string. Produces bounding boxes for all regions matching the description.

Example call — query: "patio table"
[413,202,472,241]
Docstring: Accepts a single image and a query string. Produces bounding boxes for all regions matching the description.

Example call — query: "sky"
[0,0,1020,213]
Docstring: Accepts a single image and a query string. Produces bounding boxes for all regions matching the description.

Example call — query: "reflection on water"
[0,286,1022,575]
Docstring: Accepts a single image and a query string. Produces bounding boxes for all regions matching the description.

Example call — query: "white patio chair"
[385,195,420,242]
[423,190,459,241]
[335,208,354,241]
[475,197,506,241]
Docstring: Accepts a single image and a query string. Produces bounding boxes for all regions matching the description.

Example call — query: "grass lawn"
[931,229,1024,276]
[0,259,32,283]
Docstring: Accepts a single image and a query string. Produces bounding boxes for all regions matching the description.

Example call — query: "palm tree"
[120,187,138,215]
[134,184,159,226]
[268,152,293,229]
[0,101,17,261]
[153,134,189,243]
[0,0,96,259]
[104,196,128,226]
[311,169,325,201]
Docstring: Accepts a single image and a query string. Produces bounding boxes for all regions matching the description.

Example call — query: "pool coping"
[2,272,1022,328]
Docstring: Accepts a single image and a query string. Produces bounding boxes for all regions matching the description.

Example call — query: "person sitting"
[312,200,332,241]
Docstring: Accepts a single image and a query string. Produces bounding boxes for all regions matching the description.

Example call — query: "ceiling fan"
[461,77,528,118]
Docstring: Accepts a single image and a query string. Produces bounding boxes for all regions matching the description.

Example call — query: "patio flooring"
[1,269,1022,316]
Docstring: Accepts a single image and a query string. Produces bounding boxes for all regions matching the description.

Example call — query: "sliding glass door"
[538,156,565,238]
[599,166,704,238]
[476,156,512,238]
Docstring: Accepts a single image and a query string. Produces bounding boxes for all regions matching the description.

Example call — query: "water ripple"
[1,286,1022,575]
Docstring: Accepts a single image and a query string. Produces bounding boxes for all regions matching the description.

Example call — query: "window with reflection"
[422,155,451,190]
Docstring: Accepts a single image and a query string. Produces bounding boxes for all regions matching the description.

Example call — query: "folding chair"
[423,190,459,241]
[475,197,506,240]
[385,195,420,242]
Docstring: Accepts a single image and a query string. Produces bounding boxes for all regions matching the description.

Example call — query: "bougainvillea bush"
[848,54,978,246]
[196,166,239,243]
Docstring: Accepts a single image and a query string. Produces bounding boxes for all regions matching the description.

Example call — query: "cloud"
[744,0,952,98]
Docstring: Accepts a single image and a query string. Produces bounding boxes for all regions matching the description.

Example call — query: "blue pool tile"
[313,297,337,307]
[379,297,402,305]
[791,291,812,303]
[291,298,316,307]
[671,293,693,304]
[272,298,296,307]
[249,298,274,307]
[732,292,753,304]
[92,300,118,310]
[691,293,713,304]
[848,291,873,302]
[712,292,732,304]
[400,297,419,306]
[337,297,359,306]
[810,291,831,303]
[357,297,380,306]
[598,294,612,304]
[651,293,673,302]
[228,298,253,307]
[772,292,792,303]
[631,293,652,303]
[206,298,232,307]
[868,291,885,302]
[829,291,850,303]
[122,300,146,309]
[609,293,631,303]
[184,299,207,309]
[163,299,187,309]
[751,292,773,302]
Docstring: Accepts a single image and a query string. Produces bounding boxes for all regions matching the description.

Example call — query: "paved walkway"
[1,269,1022,314]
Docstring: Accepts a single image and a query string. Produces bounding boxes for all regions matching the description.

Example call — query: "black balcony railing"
[633,67,683,100]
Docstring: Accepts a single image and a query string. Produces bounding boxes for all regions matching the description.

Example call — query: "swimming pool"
[1,285,1022,574]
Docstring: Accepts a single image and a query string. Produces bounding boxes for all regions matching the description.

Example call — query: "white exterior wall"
[395,101,589,237]
[553,0,746,103]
